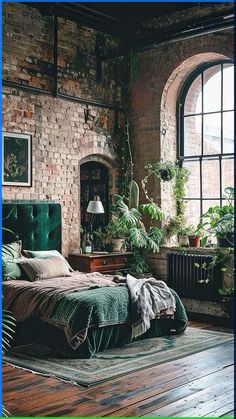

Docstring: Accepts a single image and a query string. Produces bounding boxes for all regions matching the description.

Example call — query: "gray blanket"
[126,274,176,338]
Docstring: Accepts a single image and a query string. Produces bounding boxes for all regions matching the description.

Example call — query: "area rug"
[3,327,233,386]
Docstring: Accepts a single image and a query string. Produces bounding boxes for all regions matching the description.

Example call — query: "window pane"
[203,113,221,155]
[202,200,221,215]
[223,112,234,154]
[202,160,220,198]
[202,200,221,244]
[184,200,200,227]
[203,65,221,113]
[184,74,202,115]
[222,158,234,193]
[223,64,234,111]
[184,115,202,156]
[183,160,200,198]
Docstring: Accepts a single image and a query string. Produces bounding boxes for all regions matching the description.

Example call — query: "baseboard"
[186,311,234,328]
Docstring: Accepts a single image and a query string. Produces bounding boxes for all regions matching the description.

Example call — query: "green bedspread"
[46,285,188,351]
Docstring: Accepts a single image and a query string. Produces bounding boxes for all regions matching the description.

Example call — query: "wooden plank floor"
[2,322,234,417]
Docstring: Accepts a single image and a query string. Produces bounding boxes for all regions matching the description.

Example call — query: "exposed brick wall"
[2,87,120,255]
[2,3,124,103]
[2,3,126,256]
[129,30,234,219]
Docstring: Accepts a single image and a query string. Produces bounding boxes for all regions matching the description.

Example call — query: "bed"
[2,200,188,358]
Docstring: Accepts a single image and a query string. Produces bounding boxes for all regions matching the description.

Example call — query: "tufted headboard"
[2,201,62,252]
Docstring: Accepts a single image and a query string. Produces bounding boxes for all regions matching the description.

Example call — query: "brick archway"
[159,52,230,218]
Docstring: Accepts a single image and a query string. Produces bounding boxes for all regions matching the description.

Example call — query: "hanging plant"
[142,160,189,220]
[173,165,189,219]
[127,48,139,88]
[144,161,176,182]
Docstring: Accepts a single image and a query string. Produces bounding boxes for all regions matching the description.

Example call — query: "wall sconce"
[84,105,93,124]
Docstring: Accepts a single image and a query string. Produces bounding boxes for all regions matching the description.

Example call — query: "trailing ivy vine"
[114,120,133,196]
[173,165,190,220]
[142,160,189,221]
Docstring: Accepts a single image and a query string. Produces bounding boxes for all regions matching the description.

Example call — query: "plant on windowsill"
[187,224,208,248]
[200,187,234,248]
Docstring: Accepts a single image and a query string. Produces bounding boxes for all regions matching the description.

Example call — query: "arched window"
[178,61,234,226]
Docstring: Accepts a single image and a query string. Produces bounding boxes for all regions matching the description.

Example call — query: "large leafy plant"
[2,210,16,416]
[113,180,164,263]
[200,187,234,240]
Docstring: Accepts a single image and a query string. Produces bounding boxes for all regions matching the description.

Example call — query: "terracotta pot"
[188,235,201,247]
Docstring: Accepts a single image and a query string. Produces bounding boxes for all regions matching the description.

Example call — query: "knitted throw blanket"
[126,274,176,339]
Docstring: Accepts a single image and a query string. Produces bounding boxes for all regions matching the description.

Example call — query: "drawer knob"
[124,257,128,263]
[102,260,107,265]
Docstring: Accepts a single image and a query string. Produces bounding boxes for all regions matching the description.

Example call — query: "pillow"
[2,256,29,281]
[23,249,74,272]
[2,241,29,280]
[20,257,72,281]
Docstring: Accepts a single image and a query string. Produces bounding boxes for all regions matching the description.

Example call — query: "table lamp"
[86,195,105,250]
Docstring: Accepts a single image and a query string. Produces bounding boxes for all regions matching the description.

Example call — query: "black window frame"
[177,59,234,218]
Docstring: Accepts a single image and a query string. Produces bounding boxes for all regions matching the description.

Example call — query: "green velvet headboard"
[2,201,62,252]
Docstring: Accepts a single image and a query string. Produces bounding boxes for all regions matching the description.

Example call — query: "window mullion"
[201,71,204,156]
[219,156,222,206]
[199,157,203,216]
[220,63,223,205]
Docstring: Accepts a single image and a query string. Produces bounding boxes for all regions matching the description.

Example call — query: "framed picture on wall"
[2,132,32,186]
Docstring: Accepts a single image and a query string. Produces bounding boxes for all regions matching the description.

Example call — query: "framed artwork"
[2,132,32,186]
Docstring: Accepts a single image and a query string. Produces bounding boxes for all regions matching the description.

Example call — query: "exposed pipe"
[53,13,58,96]
[2,80,123,111]
[100,17,234,61]
[137,19,234,52]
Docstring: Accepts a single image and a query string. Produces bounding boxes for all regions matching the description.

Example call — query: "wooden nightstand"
[68,252,133,275]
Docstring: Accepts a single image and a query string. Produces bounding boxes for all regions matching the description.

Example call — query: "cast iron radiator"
[167,252,222,302]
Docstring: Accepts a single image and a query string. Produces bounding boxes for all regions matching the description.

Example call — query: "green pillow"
[23,249,74,272]
[2,241,29,280]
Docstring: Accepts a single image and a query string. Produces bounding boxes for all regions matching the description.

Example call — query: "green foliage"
[173,166,189,218]
[112,182,163,256]
[127,48,139,87]
[195,246,234,297]
[113,195,141,228]
[142,161,189,221]
[114,128,131,196]
[140,203,164,221]
[144,161,176,182]
[129,250,149,274]
[2,309,16,354]
[200,187,234,239]
[104,215,129,240]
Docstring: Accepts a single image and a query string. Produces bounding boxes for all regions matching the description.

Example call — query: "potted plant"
[113,180,164,267]
[177,225,193,246]
[201,187,234,248]
[103,216,129,252]
[187,224,203,247]
[144,160,176,182]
